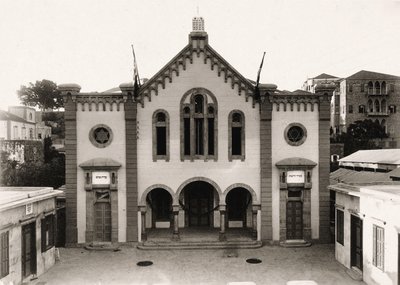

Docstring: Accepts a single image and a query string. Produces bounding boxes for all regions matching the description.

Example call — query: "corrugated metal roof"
[329,168,392,185]
[339,149,400,165]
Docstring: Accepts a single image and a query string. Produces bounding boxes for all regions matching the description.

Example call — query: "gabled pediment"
[138,40,256,106]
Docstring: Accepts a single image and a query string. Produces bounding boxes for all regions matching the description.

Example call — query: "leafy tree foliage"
[17,79,62,110]
[331,119,387,156]
[0,138,65,188]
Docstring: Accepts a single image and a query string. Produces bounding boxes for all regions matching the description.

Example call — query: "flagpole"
[255,52,266,101]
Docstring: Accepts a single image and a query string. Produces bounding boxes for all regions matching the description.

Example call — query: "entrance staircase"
[138,228,262,250]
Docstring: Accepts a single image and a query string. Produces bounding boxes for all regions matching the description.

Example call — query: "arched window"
[368,81,373,95]
[374,99,380,113]
[381,99,387,113]
[181,89,217,161]
[153,110,169,161]
[368,99,373,113]
[358,105,365,113]
[381,81,386,95]
[229,111,245,161]
[375,81,381,95]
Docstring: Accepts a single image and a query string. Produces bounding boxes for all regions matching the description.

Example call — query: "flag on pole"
[131,44,141,98]
[254,52,266,101]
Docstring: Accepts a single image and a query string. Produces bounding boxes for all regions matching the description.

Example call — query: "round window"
[89,125,113,148]
[284,123,307,146]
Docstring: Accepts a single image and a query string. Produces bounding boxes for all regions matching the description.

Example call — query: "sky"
[1,0,400,111]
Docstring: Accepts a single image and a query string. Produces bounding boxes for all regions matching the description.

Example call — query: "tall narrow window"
[336,209,344,245]
[153,110,169,161]
[229,110,245,161]
[183,107,191,156]
[0,231,9,278]
[375,81,381,95]
[180,89,217,161]
[368,81,373,94]
[41,215,55,252]
[373,225,384,270]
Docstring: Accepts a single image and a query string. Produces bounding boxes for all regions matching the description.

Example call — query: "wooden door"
[286,201,303,240]
[351,215,363,271]
[94,202,111,242]
[188,190,211,226]
[22,222,36,278]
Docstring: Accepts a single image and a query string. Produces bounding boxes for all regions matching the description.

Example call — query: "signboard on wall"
[287,170,305,184]
[92,171,110,185]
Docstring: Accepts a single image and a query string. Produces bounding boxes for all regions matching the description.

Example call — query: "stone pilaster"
[121,83,139,242]
[259,91,273,241]
[316,83,335,242]
[59,83,80,246]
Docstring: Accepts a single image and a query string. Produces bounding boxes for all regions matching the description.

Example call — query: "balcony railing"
[367,111,389,117]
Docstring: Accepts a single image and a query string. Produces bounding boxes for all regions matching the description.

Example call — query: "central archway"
[179,180,220,227]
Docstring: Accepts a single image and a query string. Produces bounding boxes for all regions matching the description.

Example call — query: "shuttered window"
[336,209,344,245]
[373,225,384,270]
[0,231,9,278]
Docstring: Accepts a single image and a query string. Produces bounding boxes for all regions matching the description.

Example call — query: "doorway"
[94,191,111,242]
[22,222,36,278]
[286,200,303,239]
[226,187,251,228]
[351,215,363,271]
[183,181,215,227]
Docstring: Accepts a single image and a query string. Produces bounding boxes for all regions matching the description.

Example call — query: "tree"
[338,119,388,155]
[17,79,63,110]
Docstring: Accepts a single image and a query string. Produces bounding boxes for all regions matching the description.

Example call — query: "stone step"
[137,240,263,250]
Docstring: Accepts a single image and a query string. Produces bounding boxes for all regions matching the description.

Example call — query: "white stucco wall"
[137,54,260,218]
[360,187,400,285]
[271,103,320,240]
[76,102,127,242]
[334,191,360,269]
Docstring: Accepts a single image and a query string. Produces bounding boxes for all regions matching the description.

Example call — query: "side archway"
[223,183,259,205]
[139,184,176,206]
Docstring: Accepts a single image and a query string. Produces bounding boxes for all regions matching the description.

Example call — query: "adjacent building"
[330,183,400,285]
[0,187,62,285]
[60,17,335,247]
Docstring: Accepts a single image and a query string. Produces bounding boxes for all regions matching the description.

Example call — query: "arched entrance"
[226,187,252,228]
[146,188,173,228]
[180,181,219,227]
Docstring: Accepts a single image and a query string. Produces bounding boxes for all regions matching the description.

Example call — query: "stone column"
[219,205,226,241]
[139,206,147,241]
[172,205,180,241]
[252,205,261,240]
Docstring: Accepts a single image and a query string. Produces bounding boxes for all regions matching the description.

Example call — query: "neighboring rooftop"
[339,149,400,169]
[330,168,392,185]
[313,73,338,80]
[0,187,62,210]
[0,110,31,124]
[346,70,400,80]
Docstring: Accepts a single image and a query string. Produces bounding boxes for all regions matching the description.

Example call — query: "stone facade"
[60,18,335,246]
[336,70,400,146]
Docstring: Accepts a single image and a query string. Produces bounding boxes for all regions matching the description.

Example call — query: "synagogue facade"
[60,18,335,247]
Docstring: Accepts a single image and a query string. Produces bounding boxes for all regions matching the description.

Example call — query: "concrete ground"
[33,244,365,285]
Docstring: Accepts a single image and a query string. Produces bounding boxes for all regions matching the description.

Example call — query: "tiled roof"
[275,89,314,96]
[339,149,400,165]
[346,70,400,80]
[313,73,338,80]
[0,110,29,123]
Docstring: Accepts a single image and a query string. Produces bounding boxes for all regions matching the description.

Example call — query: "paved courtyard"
[32,244,364,285]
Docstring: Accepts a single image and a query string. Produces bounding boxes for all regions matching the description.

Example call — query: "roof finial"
[192,16,204,31]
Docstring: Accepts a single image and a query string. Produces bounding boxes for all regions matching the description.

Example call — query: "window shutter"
[373,226,377,265]
[41,218,46,252]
